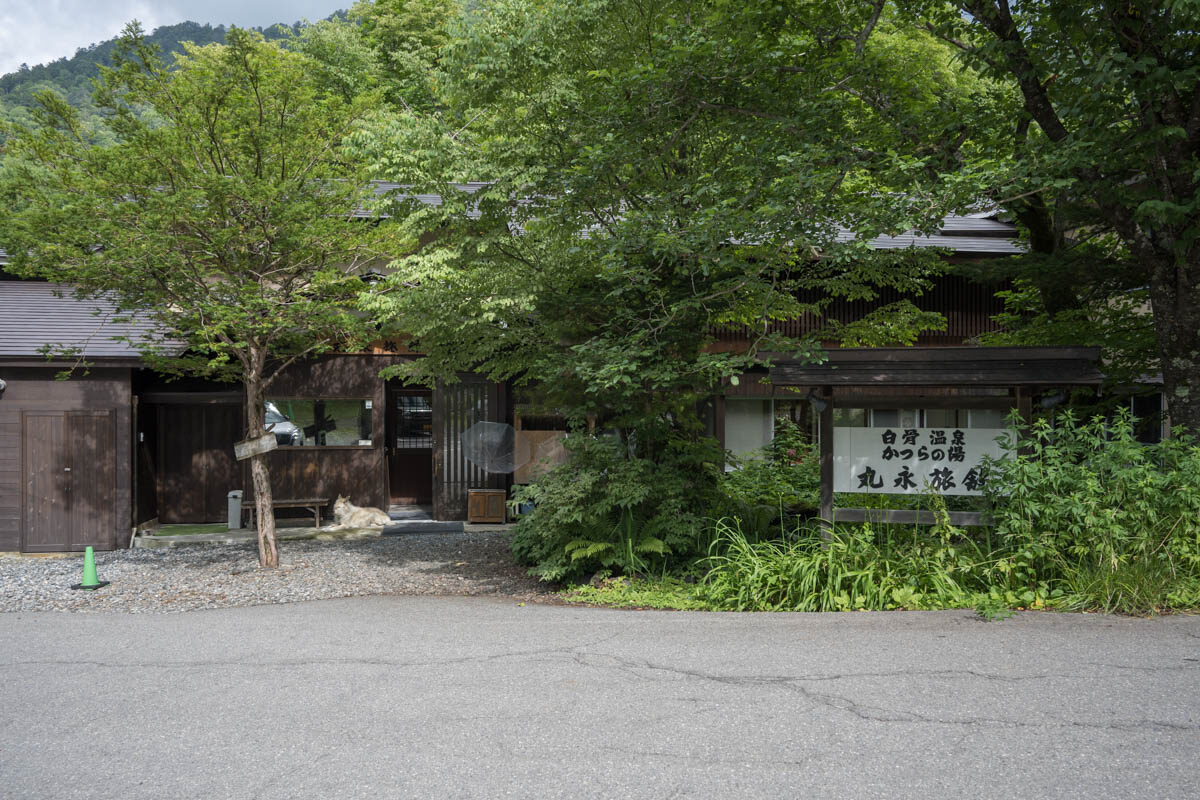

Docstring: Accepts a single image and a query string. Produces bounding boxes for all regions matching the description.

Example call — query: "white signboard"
[234,433,278,461]
[833,426,1012,495]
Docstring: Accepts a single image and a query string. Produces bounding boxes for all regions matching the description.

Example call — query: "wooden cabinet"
[467,489,507,524]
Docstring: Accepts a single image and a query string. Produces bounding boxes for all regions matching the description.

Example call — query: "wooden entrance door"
[21,410,117,552]
[157,404,242,523]
[386,386,433,505]
[431,376,506,520]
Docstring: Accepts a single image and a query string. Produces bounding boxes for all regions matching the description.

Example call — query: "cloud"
[0,1,344,76]
[0,1,165,74]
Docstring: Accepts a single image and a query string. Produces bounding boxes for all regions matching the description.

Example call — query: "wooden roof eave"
[0,356,144,368]
[767,346,1104,387]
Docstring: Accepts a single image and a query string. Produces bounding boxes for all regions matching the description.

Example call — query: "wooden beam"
[833,508,993,527]
[765,345,1101,363]
[818,386,833,541]
[769,346,1105,387]
[138,391,242,405]
[829,395,1015,410]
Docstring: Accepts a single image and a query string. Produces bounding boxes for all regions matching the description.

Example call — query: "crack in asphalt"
[559,651,1200,733]
[7,636,1199,735]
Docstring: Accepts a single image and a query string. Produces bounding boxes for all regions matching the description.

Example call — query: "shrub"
[984,409,1200,613]
[720,418,820,512]
[510,434,724,583]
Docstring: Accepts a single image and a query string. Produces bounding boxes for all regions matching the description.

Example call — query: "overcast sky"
[0,1,347,75]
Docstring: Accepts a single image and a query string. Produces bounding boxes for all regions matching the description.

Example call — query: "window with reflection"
[395,393,433,448]
[266,399,373,446]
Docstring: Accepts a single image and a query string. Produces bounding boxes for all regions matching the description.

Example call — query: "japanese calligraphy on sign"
[833,427,1012,495]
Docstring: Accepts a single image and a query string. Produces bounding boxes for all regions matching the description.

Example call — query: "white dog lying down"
[328,495,392,529]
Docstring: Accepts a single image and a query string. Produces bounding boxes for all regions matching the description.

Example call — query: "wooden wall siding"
[433,376,507,521]
[259,354,401,514]
[134,398,158,525]
[0,368,132,552]
[0,413,17,550]
[144,355,410,523]
[263,447,387,511]
[157,403,242,523]
[712,275,1006,346]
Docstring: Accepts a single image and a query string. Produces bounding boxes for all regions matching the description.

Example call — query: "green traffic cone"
[71,546,110,591]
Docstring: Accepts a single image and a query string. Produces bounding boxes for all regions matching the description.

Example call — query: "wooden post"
[818,386,833,540]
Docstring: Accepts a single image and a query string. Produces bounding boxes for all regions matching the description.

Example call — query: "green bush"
[519,410,1200,616]
[984,409,1200,613]
[510,434,724,583]
[720,418,820,512]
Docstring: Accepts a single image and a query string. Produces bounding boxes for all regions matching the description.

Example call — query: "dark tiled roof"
[364,184,1025,254]
[0,282,171,358]
[835,215,1025,254]
[353,182,490,219]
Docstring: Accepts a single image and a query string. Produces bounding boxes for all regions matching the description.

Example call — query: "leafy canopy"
[910,0,1200,429]
[1,25,400,382]
[356,0,996,434]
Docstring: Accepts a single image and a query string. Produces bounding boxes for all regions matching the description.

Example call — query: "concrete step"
[388,505,434,521]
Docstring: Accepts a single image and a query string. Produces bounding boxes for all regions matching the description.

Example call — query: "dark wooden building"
[0,272,511,552]
[714,213,1046,458]
[137,358,508,528]
[0,281,161,552]
[0,212,1156,551]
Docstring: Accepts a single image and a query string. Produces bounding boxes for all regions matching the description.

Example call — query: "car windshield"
[265,402,289,425]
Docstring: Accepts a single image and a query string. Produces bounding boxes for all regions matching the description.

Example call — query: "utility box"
[227,490,245,530]
[467,489,507,524]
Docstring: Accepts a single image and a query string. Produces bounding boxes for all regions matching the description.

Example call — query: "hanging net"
[460,421,532,474]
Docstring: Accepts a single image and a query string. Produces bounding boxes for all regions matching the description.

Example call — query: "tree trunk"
[1150,258,1200,436]
[244,349,279,568]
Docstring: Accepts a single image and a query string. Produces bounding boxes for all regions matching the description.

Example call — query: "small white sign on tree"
[833,427,1012,495]
[234,433,278,462]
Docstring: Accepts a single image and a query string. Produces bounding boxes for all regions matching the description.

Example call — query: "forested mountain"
[0,17,340,131]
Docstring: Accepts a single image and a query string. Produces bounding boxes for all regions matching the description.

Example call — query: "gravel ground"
[0,531,554,613]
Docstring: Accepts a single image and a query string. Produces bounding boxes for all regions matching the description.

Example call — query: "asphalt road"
[1,598,1198,799]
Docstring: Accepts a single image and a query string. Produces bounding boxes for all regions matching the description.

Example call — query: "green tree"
[358,0,990,431]
[914,0,1200,431]
[350,0,1004,575]
[1,25,398,567]
[348,0,456,111]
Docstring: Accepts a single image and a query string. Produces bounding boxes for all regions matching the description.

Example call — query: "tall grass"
[698,413,1200,615]
[983,410,1200,613]
[698,517,990,612]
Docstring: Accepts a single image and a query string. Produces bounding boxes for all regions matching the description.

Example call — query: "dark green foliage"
[910,0,1200,434]
[510,434,725,583]
[983,411,1200,613]
[719,419,821,533]
[698,515,987,612]
[694,412,1200,615]
[723,419,819,504]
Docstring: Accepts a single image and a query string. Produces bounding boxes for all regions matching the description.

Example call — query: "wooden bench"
[242,497,329,530]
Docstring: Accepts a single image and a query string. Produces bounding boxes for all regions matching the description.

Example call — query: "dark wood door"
[386,387,433,505]
[432,377,506,520]
[157,404,242,523]
[22,410,116,552]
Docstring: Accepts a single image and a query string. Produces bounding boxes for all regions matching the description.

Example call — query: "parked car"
[265,402,302,446]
